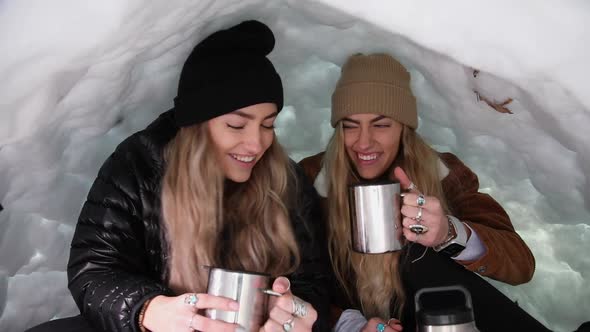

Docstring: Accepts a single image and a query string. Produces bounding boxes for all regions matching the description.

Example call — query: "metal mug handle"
[260,289,283,297]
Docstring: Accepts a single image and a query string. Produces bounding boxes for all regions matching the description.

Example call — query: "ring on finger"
[417,194,426,207]
[409,224,429,234]
[407,182,417,191]
[376,322,386,332]
[415,207,423,222]
[184,293,199,307]
[283,317,295,331]
[292,297,308,318]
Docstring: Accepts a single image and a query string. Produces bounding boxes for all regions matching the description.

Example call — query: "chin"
[359,173,379,181]
[226,172,252,183]
[356,166,387,181]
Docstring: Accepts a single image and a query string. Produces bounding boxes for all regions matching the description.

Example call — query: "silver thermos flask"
[415,285,479,332]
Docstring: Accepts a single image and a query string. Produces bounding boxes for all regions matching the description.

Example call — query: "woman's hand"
[261,276,318,332]
[361,317,403,332]
[394,167,449,247]
[387,318,403,331]
[142,293,240,332]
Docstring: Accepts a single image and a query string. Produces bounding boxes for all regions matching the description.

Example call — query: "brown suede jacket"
[298,151,535,285]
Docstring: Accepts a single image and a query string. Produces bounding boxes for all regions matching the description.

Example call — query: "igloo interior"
[1,1,589,331]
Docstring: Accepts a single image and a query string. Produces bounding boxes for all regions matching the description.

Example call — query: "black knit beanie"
[173,20,283,127]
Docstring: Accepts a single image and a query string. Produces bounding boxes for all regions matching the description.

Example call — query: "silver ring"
[283,317,295,331]
[415,207,423,222]
[189,313,197,330]
[417,194,426,207]
[407,182,417,191]
[409,224,429,234]
[184,293,199,307]
[292,297,308,318]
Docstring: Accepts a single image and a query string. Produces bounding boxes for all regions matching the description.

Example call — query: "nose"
[356,127,373,150]
[244,127,263,154]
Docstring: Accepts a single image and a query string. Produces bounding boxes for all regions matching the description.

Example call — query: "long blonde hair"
[161,123,300,294]
[324,123,448,319]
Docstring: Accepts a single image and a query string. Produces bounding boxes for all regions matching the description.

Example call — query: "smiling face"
[342,113,403,180]
[207,103,277,183]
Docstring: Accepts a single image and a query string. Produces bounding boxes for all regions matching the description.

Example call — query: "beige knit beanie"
[331,53,418,128]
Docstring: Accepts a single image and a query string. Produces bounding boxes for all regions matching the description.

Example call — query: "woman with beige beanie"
[299,54,549,332]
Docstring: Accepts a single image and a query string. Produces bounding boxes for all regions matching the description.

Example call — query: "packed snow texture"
[1,1,589,331]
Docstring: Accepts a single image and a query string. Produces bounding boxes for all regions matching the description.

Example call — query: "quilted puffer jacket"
[67,110,331,332]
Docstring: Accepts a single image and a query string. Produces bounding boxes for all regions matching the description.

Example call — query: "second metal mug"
[205,267,271,331]
[349,181,403,253]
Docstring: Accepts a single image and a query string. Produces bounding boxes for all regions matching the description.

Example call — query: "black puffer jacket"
[67,110,331,332]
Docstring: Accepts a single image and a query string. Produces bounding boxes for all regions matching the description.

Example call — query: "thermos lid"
[415,285,476,326]
[417,306,475,325]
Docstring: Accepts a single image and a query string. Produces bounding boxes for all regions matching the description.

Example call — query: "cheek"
[261,132,274,151]
[208,122,226,146]
[343,132,356,149]
[382,137,400,158]
[209,132,229,154]
[345,145,356,160]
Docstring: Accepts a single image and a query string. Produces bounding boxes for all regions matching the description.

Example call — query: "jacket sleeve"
[67,141,171,332]
[288,161,332,332]
[441,153,535,285]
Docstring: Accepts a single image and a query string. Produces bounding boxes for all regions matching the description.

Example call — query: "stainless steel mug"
[349,181,403,253]
[415,285,479,332]
[205,267,271,331]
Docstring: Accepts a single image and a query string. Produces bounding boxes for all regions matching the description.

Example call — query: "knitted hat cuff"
[174,62,282,127]
[331,82,417,128]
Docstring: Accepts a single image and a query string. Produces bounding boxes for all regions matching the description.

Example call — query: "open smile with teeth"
[231,154,256,163]
[358,153,378,161]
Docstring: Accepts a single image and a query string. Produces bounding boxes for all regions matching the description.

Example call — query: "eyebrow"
[232,110,278,120]
[342,115,388,124]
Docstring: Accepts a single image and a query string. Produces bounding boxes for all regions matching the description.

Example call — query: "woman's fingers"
[402,224,421,244]
[181,293,239,311]
[387,318,403,331]
[272,276,291,293]
[400,195,448,247]
[401,206,435,224]
[260,318,283,332]
[266,277,317,329]
[267,277,292,313]
[268,305,294,324]
[264,307,298,331]
[362,317,397,332]
[402,216,443,246]
[393,167,416,192]
[189,313,239,332]
[402,193,441,212]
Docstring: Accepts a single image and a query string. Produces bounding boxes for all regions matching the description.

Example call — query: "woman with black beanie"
[27,20,330,332]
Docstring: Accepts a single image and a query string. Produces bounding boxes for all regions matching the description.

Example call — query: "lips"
[358,153,377,161]
[230,154,255,163]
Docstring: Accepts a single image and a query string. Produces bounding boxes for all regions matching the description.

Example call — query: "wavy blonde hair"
[324,123,448,319]
[161,123,300,294]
